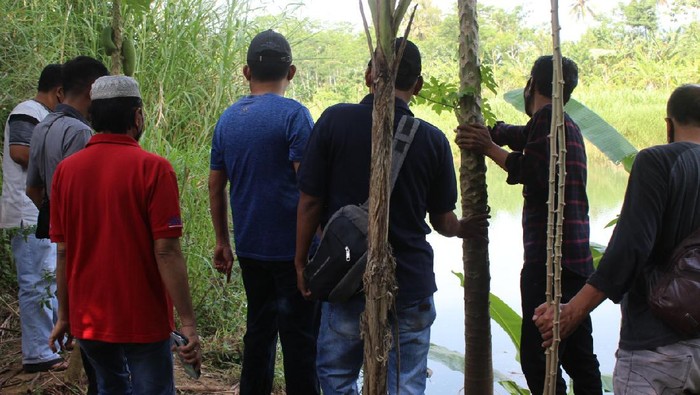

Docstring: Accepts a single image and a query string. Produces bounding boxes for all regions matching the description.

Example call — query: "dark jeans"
[520,264,602,395]
[78,342,98,395]
[79,338,174,395]
[238,258,320,395]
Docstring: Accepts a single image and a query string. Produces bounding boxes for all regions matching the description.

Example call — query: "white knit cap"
[90,75,141,100]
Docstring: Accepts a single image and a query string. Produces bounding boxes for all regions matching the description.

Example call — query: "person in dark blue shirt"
[295,38,487,395]
[209,30,319,395]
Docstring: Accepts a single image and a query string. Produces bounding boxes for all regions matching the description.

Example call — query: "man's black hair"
[90,97,143,134]
[367,38,422,91]
[37,64,63,92]
[248,53,291,82]
[62,56,109,96]
[667,84,700,127]
[530,55,579,104]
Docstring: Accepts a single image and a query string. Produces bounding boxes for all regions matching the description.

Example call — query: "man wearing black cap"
[209,30,319,395]
[295,38,487,394]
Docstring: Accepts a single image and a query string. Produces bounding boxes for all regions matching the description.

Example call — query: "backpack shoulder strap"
[389,114,420,192]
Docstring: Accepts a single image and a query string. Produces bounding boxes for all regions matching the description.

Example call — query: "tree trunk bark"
[361,39,397,395]
[111,0,122,74]
[457,0,493,393]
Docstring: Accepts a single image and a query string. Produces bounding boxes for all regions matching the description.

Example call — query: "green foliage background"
[1,0,698,387]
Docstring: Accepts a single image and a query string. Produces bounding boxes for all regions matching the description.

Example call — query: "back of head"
[246,29,292,82]
[62,56,109,97]
[89,75,143,134]
[395,38,422,91]
[37,64,63,92]
[530,55,579,104]
[667,84,700,128]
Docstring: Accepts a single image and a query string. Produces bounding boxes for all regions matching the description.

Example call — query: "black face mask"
[524,77,534,117]
[667,118,675,143]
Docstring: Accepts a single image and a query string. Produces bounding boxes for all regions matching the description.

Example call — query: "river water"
[424,162,629,394]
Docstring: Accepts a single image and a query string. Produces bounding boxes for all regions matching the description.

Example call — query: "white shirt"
[0,99,49,228]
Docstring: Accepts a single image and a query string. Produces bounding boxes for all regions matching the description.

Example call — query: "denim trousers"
[614,338,700,394]
[316,294,436,395]
[11,232,61,365]
[520,264,602,395]
[78,338,174,395]
[238,258,320,395]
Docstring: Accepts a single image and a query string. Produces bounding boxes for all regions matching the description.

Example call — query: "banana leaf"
[490,293,522,362]
[504,89,638,166]
[428,344,532,394]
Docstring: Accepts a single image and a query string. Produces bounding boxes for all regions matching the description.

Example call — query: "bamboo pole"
[543,0,565,393]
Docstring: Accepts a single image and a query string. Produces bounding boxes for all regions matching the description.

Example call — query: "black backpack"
[303,115,420,303]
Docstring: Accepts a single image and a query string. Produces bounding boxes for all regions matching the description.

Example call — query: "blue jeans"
[238,258,319,395]
[317,295,436,395]
[79,338,174,395]
[12,232,61,365]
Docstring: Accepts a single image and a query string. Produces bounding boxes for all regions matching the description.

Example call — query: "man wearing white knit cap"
[48,75,201,394]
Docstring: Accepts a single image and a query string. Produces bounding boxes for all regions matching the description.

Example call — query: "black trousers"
[520,264,602,395]
[238,258,320,395]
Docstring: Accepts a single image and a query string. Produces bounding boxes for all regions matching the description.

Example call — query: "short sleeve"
[297,110,331,198]
[49,164,65,243]
[210,119,225,171]
[426,134,458,214]
[287,106,314,162]
[149,160,184,240]
[27,128,46,189]
[8,114,39,146]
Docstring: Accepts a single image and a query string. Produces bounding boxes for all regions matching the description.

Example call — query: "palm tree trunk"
[457,0,493,393]
[111,0,122,74]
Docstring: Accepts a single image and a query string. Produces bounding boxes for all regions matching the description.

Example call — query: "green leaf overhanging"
[503,89,638,166]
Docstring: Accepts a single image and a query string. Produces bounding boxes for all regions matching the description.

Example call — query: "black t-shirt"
[298,95,457,301]
[589,142,700,350]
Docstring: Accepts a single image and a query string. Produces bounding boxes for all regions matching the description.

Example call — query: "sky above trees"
[255,0,622,41]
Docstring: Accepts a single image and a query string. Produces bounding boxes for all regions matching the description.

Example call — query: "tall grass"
[0,0,686,388]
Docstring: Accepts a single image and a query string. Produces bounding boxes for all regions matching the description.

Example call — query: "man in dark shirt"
[296,39,487,395]
[535,84,700,393]
[25,55,108,395]
[456,56,601,394]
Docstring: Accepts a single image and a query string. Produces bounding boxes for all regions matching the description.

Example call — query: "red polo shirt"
[50,134,183,343]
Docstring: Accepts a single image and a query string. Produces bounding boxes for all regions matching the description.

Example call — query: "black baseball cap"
[246,29,292,64]
[396,38,421,80]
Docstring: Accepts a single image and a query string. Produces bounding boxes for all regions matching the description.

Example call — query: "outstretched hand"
[455,123,494,155]
[214,244,234,283]
[457,213,490,240]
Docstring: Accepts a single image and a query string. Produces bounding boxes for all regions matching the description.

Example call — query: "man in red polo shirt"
[47,75,200,394]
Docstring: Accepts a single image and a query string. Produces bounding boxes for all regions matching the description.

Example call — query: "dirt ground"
[0,298,247,395]
[0,346,241,394]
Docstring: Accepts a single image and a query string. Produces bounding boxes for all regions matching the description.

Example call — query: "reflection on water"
[425,163,629,394]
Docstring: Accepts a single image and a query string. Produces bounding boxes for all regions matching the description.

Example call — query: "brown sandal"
[23,358,68,373]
